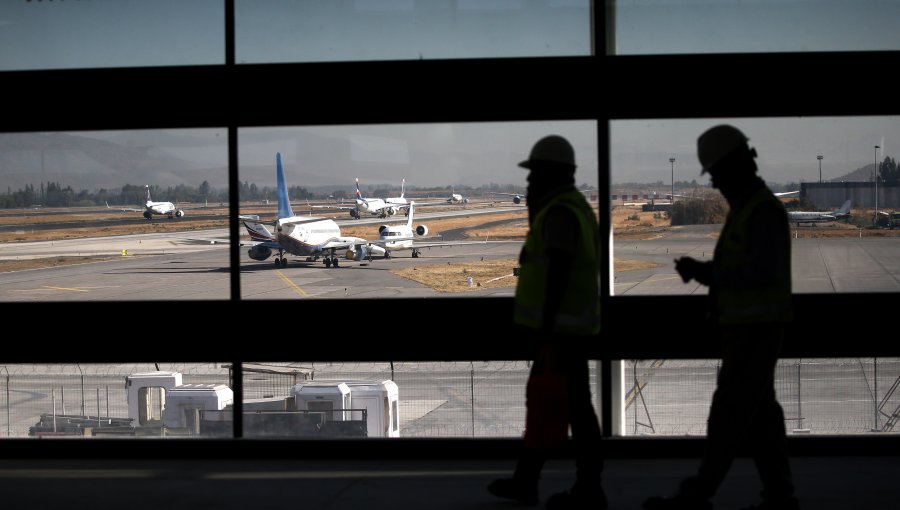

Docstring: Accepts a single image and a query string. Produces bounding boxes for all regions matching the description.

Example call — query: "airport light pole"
[874,145,880,227]
[817,155,823,183]
[669,158,676,206]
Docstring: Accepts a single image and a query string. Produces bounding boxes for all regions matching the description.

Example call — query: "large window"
[610,117,900,295]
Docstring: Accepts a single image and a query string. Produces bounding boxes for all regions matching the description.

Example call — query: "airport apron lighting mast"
[669,157,675,206]
[874,145,880,226]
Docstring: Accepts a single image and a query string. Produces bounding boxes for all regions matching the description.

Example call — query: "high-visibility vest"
[514,190,600,334]
[713,187,792,325]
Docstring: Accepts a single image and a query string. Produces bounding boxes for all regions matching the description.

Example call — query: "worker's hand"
[674,256,700,283]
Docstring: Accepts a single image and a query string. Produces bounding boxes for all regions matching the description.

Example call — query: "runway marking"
[275,270,308,297]
[14,285,122,293]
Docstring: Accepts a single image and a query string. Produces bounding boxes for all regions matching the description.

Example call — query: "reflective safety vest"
[713,187,792,325]
[514,190,600,334]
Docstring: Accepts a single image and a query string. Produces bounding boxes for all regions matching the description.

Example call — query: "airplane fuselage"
[275,217,342,256]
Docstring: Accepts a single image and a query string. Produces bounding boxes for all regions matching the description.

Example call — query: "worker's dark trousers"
[681,324,795,503]
[514,338,603,492]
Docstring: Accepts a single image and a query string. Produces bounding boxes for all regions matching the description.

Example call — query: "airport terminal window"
[610,117,900,295]
[0,129,230,303]
[0,1,225,71]
[234,0,591,64]
[622,358,900,436]
[237,122,597,299]
[611,0,900,55]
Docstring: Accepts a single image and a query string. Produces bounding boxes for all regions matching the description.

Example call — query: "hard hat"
[519,135,576,170]
[697,125,750,174]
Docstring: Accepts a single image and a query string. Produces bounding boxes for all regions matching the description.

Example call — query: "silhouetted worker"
[644,125,797,510]
[487,135,604,509]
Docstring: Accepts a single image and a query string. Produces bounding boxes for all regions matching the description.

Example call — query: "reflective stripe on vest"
[713,187,792,325]
[514,190,600,334]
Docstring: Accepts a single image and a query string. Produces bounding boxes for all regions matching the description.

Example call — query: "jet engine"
[248,245,273,261]
[345,245,368,261]
[175,209,185,218]
[513,196,522,204]
[415,225,429,237]
[378,225,389,234]
[386,207,397,216]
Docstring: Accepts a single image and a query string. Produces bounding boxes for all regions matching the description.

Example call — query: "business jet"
[491,188,594,205]
[240,153,385,268]
[787,199,852,226]
[107,185,184,220]
[363,201,482,260]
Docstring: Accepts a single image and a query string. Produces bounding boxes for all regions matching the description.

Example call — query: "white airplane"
[240,153,386,268]
[787,199,852,226]
[367,201,479,259]
[348,177,411,219]
[775,190,800,198]
[446,187,469,205]
[107,185,184,220]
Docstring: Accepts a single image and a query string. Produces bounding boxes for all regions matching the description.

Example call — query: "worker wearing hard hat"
[488,135,605,509]
[644,125,797,510]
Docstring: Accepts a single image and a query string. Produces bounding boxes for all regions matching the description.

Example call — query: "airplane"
[341,178,411,219]
[446,187,469,205]
[490,191,526,204]
[774,190,800,198]
[106,185,184,220]
[240,153,386,268]
[787,199,852,226]
[491,188,595,205]
[368,201,478,259]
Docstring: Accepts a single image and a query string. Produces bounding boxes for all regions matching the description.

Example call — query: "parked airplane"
[107,185,184,220]
[240,153,386,268]
[787,199,852,226]
[366,201,474,259]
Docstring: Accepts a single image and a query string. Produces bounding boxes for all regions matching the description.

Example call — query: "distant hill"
[831,163,875,182]
[0,132,228,193]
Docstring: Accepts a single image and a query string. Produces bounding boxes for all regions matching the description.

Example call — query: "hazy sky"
[2,1,898,71]
[2,2,898,193]
[2,117,897,194]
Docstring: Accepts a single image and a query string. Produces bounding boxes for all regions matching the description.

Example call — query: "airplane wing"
[106,201,143,213]
[306,199,356,211]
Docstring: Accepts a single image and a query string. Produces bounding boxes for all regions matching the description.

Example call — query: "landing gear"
[274,257,287,267]
[412,250,420,258]
[324,257,339,268]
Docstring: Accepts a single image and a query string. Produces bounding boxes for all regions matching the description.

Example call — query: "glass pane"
[621,358,900,436]
[0,363,229,438]
[0,129,230,302]
[0,1,224,71]
[612,0,900,55]
[238,121,598,298]
[240,361,598,438]
[610,117,900,295]
[235,0,591,63]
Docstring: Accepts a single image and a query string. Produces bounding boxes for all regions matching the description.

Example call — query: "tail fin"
[355,178,364,201]
[400,178,405,199]
[145,185,152,203]
[276,152,295,219]
[406,201,415,229]
[838,199,851,215]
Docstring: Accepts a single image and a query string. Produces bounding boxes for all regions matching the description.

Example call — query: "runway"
[613,224,900,294]
[2,222,899,301]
